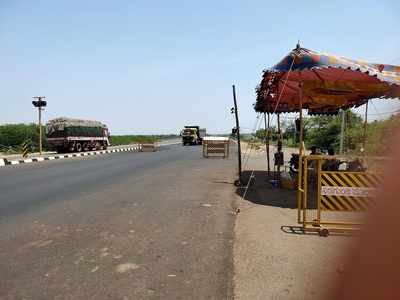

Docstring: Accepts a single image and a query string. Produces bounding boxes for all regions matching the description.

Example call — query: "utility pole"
[232,85,242,185]
[339,109,345,154]
[32,96,47,155]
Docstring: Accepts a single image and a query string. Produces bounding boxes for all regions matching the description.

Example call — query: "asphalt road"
[0,144,237,300]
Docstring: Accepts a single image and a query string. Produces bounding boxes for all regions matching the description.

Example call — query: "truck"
[46,117,110,153]
[181,126,206,145]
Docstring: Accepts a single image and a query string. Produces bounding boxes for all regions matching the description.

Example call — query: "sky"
[1,0,399,134]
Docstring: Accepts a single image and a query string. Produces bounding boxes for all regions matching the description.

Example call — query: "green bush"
[0,123,48,153]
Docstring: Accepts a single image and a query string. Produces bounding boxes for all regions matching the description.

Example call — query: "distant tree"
[255,126,277,141]
[0,123,47,152]
[303,111,364,153]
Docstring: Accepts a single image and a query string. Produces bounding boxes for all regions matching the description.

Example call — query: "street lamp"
[32,96,47,155]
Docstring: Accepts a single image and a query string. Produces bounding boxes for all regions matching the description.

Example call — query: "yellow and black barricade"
[21,141,30,158]
[298,155,382,236]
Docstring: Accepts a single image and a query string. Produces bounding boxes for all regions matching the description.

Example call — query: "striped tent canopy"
[255,46,400,114]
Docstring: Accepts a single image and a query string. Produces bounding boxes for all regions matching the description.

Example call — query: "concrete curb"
[1,146,142,167]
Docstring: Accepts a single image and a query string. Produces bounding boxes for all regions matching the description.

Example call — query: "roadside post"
[21,141,30,158]
[32,96,47,155]
[232,85,243,186]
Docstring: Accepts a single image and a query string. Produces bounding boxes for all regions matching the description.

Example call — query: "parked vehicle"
[46,117,110,153]
[181,126,206,145]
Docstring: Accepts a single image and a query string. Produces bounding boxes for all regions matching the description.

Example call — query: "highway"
[0,144,237,299]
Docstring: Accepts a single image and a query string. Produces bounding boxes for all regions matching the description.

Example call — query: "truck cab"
[181,127,198,145]
[181,126,206,146]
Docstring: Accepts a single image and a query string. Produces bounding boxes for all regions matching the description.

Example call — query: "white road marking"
[91,266,100,273]
[115,263,139,273]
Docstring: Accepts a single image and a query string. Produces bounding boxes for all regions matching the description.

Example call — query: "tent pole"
[277,113,282,180]
[363,101,369,154]
[297,83,304,225]
[267,112,271,175]
[264,112,270,175]
[277,113,281,142]
[340,109,345,154]
[298,99,304,155]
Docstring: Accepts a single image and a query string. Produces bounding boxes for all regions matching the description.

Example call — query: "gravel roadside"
[233,149,357,299]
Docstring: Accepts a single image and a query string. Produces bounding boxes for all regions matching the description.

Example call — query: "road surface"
[0,144,237,299]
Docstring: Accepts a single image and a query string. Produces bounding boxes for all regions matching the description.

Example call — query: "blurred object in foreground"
[327,125,400,299]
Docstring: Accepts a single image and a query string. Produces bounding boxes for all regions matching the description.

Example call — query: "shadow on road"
[281,225,357,237]
[235,170,297,209]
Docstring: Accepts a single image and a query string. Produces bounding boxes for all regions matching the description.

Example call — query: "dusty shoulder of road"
[232,150,357,300]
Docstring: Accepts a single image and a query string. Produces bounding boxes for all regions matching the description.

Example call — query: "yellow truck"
[181,126,206,146]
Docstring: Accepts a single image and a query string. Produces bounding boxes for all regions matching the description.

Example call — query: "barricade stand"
[203,137,230,158]
[297,155,382,236]
[141,142,158,152]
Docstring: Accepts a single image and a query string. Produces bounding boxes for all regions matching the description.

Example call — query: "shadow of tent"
[236,170,298,209]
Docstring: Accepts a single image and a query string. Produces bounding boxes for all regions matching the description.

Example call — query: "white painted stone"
[115,263,139,273]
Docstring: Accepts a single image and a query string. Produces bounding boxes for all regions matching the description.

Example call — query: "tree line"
[254,111,399,155]
[0,123,178,154]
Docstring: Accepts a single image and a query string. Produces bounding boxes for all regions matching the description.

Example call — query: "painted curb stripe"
[0,146,143,167]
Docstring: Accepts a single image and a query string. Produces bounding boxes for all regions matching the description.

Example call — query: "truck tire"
[75,143,82,152]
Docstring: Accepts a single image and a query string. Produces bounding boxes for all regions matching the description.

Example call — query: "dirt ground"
[233,147,358,300]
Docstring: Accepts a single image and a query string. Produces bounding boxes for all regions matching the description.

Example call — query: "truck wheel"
[75,143,82,152]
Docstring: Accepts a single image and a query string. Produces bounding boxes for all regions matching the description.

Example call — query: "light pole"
[32,96,47,155]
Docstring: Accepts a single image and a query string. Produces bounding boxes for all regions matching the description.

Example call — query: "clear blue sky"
[1,0,399,134]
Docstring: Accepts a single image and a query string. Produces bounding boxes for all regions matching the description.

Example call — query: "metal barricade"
[203,137,230,158]
[298,155,382,236]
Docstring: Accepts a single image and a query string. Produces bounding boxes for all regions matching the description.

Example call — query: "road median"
[1,146,141,167]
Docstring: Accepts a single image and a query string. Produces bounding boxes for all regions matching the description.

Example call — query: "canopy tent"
[255,46,400,115]
[253,45,400,235]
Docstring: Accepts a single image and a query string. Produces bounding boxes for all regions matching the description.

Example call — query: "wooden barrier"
[203,137,230,158]
[141,142,157,152]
